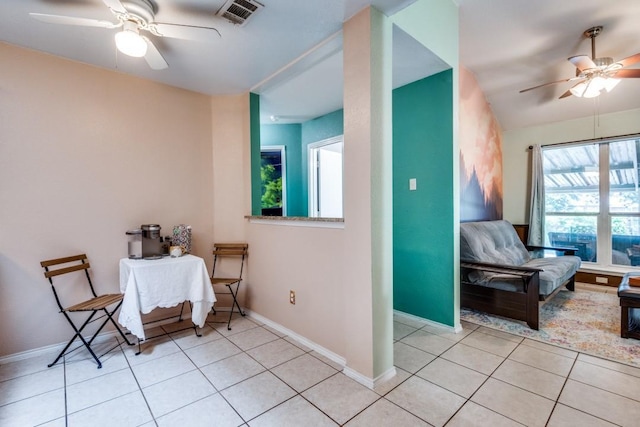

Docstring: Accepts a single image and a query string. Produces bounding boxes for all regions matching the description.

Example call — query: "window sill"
[245,216,344,229]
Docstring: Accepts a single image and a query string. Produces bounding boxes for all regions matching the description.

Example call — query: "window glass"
[609,139,640,266]
[543,144,599,263]
[261,148,284,216]
[611,216,640,266]
[542,137,640,267]
[609,140,640,214]
[546,215,597,262]
[543,144,599,214]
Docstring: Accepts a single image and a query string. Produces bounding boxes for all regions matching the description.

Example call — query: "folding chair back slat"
[41,254,132,369]
[43,262,90,279]
[210,242,248,330]
[41,254,88,268]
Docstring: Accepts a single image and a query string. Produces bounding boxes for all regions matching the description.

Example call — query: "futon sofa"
[460,220,581,330]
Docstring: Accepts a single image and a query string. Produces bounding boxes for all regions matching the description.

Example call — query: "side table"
[618,273,640,339]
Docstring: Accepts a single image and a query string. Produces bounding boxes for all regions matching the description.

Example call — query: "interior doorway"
[308,136,344,218]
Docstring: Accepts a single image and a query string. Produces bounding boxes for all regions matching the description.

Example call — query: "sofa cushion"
[524,255,581,296]
[460,220,531,265]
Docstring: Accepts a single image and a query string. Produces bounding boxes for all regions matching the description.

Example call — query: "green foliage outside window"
[261,163,282,208]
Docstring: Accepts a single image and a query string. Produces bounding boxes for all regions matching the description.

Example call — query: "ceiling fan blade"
[559,89,573,99]
[30,13,119,28]
[568,55,597,71]
[153,22,221,41]
[614,69,640,78]
[143,37,168,70]
[519,78,574,94]
[102,0,127,14]
[617,53,640,68]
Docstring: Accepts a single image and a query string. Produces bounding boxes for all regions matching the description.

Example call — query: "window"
[543,137,640,268]
[260,146,286,216]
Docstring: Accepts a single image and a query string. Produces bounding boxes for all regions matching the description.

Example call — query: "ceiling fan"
[520,26,640,99]
[29,0,222,70]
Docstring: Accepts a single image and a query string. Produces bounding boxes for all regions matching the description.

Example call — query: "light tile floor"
[2,309,640,426]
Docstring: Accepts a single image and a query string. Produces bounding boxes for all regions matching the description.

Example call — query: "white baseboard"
[394,309,462,334]
[246,310,403,390]
[246,310,347,369]
[0,330,121,364]
[0,311,201,364]
[343,365,397,389]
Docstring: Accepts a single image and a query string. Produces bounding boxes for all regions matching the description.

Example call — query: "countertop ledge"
[245,215,344,222]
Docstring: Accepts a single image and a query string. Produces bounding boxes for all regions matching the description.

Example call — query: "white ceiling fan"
[520,26,640,99]
[29,0,222,70]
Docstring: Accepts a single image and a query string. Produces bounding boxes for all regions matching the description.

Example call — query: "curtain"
[528,144,545,246]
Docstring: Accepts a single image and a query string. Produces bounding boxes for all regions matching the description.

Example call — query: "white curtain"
[528,144,545,246]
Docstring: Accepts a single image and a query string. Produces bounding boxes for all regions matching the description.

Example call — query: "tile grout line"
[440,334,526,426]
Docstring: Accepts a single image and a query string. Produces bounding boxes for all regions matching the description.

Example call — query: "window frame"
[542,135,640,271]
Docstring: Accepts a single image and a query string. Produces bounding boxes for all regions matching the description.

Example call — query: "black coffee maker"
[141,224,163,259]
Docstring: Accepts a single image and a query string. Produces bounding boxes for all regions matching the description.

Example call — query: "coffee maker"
[141,224,162,259]
[126,224,163,259]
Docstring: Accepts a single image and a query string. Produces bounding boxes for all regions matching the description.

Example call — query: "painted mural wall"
[459,66,503,222]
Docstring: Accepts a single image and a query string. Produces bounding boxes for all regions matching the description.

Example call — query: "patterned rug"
[461,289,640,367]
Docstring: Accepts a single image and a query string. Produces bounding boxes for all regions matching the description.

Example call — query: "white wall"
[0,42,213,356]
[503,108,640,224]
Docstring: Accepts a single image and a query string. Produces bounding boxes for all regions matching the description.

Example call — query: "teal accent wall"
[300,109,344,217]
[250,93,262,215]
[260,124,304,216]
[393,70,455,326]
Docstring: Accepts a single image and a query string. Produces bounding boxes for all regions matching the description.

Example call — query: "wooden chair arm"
[460,259,542,277]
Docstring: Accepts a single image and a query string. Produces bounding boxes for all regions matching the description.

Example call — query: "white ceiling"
[2,0,640,130]
[458,0,640,131]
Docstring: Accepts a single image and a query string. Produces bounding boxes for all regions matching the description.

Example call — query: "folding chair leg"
[226,282,246,331]
[49,311,103,369]
[88,304,134,347]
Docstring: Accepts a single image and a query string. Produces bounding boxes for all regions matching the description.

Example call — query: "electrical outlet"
[595,276,608,284]
[289,290,296,305]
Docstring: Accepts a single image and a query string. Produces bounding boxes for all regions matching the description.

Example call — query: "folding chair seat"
[210,243,248,330]
[41,254,133,369]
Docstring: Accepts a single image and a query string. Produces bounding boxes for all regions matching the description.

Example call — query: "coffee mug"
[170,245,184,257]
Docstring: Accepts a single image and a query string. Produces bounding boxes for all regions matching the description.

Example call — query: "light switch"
[409,178,417,191]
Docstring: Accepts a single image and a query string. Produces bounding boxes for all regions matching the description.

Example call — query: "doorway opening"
[308,136,343,218]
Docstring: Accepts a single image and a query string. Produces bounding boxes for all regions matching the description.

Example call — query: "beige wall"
[210,94,251,309]
[0,43,213,356]
[0,1,461,384]
[503,108,640,224]
[245,224,346,356]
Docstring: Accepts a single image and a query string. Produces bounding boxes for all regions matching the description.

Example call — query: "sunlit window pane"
[545,215,597,262]
[609,140,640,214]
[612,216,640,266]
[543,145,599,213]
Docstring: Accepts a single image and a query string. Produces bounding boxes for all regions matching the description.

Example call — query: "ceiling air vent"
[217,0,264,26]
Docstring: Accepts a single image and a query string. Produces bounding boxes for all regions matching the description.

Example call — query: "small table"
[119,255,215,340]
[618,272,640,339]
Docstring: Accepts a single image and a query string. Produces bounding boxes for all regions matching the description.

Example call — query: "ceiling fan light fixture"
[115,21,147,58]
[570,76,620,98]
[570,80,598,98]
[603,77,621,92]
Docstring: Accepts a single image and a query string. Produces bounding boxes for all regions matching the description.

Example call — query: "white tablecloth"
[118,255,215,340]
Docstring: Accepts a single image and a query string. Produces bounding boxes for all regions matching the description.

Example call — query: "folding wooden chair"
[210,243,248,330]
[41,254,133,369]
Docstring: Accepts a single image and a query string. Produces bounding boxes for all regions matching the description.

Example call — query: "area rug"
[460,289,640,367]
